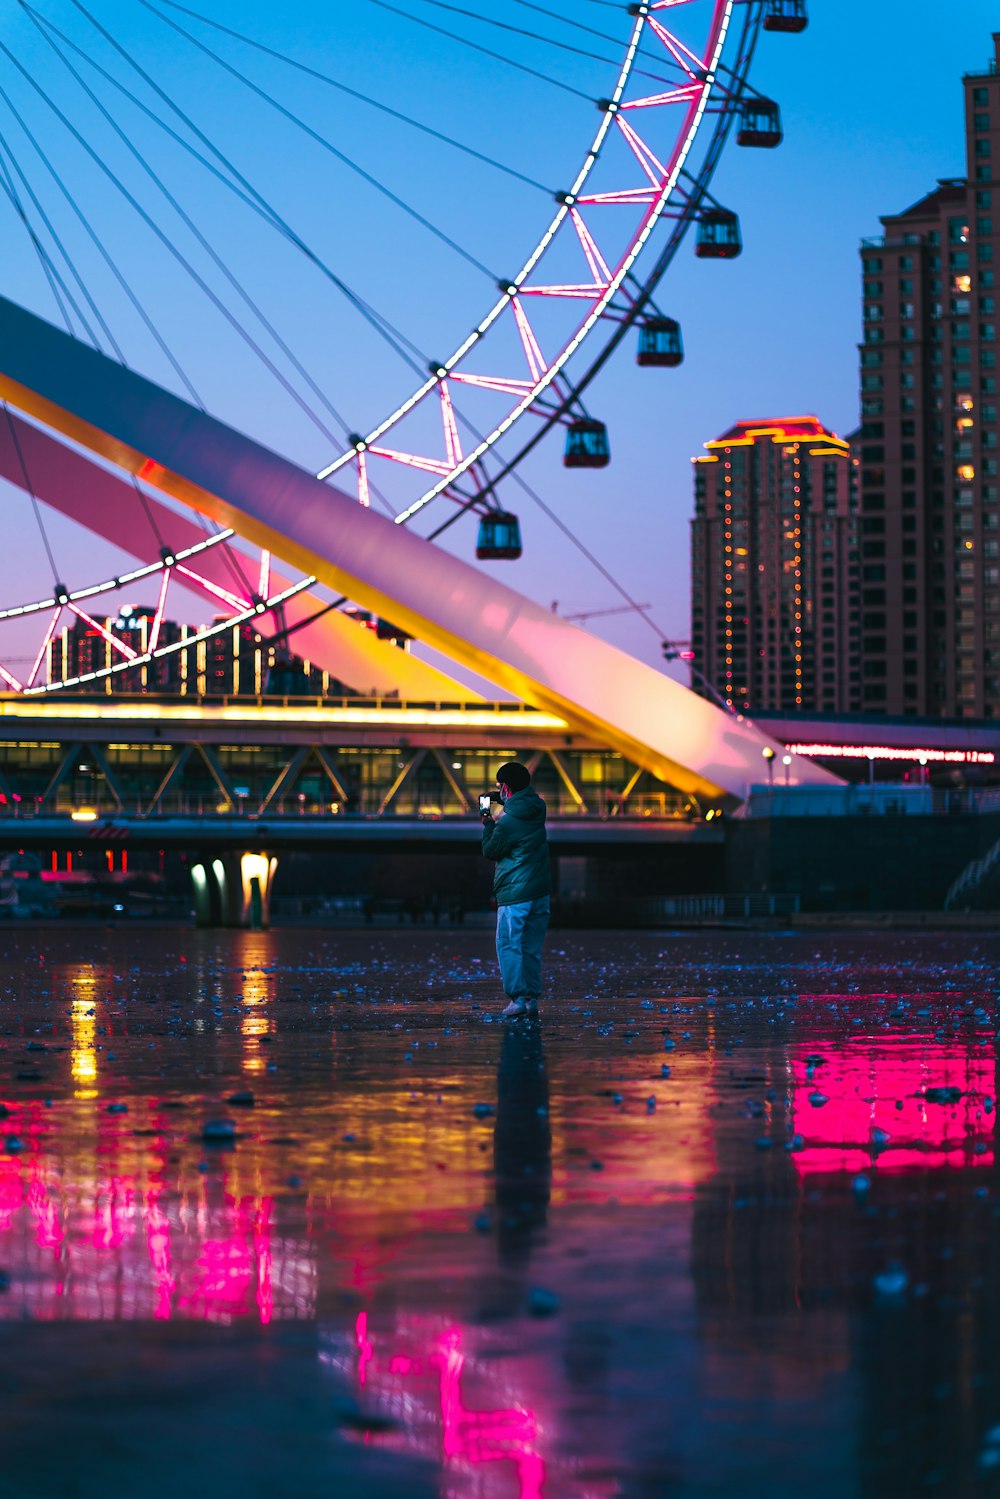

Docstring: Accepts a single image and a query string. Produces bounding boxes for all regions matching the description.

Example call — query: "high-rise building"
[46,608,342,697]
[690,416,859,713]
[857,33,1000,716]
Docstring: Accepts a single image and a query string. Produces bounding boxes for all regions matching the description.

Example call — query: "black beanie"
[496,761,530,793]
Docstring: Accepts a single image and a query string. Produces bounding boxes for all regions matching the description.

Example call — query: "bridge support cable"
[140,1,508,284]
[152,0,555,196]
[0,117,134,358]
[0,146,79,339]
[0,52,205,407]
[22,4,359,468]
[42,0,441,512]
[27,0,422,433]
[1,402,60,591]
[1,35,364,456]
[72,0,461,383]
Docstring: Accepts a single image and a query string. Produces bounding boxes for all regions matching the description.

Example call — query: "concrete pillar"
[190,852,278,928]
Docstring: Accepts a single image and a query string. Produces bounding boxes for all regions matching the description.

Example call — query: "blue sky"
[1,1,998,679]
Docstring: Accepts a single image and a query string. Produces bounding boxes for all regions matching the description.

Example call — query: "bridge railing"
[0,789,698,822]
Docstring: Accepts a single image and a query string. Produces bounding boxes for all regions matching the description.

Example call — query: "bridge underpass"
[0,694,721,926]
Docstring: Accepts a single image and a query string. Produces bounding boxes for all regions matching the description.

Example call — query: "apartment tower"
[858,33,1000,716]
[690,416,859,713]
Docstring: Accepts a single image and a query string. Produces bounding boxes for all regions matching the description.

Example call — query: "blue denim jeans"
[495,896,550,1002]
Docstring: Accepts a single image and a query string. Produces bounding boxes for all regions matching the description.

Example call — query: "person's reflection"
[493,1024,551,1268]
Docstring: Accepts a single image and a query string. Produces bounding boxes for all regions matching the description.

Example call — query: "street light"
[782,753,792,786]
[762,746,775,787]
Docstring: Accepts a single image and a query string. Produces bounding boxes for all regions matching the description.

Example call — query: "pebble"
[873,1267,909,1299]
[527,1287,560,1317]
[924,1086,962,1105]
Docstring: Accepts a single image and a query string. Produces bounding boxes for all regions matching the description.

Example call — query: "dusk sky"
[1,1,998,683]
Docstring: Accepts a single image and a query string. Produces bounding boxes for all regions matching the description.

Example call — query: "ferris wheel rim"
[16,571,316,697]
[315,0,750,523]
[0,0,772,694]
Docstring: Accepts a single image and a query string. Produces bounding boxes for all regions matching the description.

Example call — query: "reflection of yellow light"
[69,975,98,1091]
[241,963,274,1074]
[958,464,976,481]
[71,808,97,822]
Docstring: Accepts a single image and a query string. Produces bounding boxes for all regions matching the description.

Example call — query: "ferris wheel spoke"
[173,565,249,613]
[518,284,607,300]
[509,297,548,383]
[613,114,670,189]
[621,84,705,110]
[568,208,614,286]
[146,566,171,655]
[438,384,464,470]
[26,608,62,690]
[447,373,535,398]
[364,445,455,479]
[356,449,371,509]
[575,187,660,207]
[65,603,138,661]
[644,16,710,78]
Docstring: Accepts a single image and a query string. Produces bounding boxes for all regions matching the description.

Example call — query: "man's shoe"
[524,999,539,1016]
[500,998,528,1019]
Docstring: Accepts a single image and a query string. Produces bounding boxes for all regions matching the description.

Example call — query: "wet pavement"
[1,925,1000,1497]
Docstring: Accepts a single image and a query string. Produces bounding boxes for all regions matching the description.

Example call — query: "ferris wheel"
[0,0,808,696]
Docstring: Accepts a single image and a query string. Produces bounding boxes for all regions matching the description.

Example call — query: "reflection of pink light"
[27,1161,63,1252]
[0,1158,23,1232]
[437,1328,544,1499]
[92,1179,135,1251]
[254,1197,273,1327]
[355,1311,373,1388]
[791,1035,995,1175]
[145,1190,175,1321]
[179,1238,253,1319]
[348,1318,547,1495]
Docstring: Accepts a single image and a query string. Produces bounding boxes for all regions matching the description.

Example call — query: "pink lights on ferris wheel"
[0,1,807,695]
[309,0,802,540]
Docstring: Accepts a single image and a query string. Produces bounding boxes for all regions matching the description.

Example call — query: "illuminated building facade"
[858,33,1000,716]
[46,606,341,697]
[690,417,859,713]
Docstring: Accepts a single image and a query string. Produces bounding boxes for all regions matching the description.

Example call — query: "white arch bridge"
[0,293,839,806]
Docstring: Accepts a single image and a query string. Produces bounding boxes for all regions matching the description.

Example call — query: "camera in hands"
[479,793,494,815]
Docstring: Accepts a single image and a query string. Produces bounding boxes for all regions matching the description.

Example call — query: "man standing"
[481,761,551,1019]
